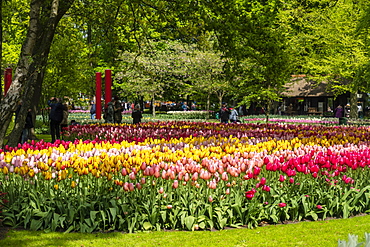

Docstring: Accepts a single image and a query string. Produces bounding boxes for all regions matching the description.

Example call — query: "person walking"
[131,104,143,124]
[48,97,64,143]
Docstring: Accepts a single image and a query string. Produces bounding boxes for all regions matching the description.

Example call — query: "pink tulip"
[289,177,294,184]
[192,172,199,181]
[129,172,136,180]
[316,205,323,209]
[260,177,266,185]
[121,168,128,176]
[172,180,179,189]
[279,175,286,182]
[128,183,135,191]
[136,183,142,190]
[158,187,164,194]
[278,203,287,208]
[140,162,147,171]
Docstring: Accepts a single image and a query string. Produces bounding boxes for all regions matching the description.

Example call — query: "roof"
[282,76,334,97]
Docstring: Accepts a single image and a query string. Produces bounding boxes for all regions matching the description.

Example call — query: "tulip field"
[1,121,370,233]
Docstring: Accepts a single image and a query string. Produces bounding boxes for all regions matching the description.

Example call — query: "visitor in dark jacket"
[131,104,143,124]
[48,97,64,143]
[21,108,34,143]
[219,104,230,124]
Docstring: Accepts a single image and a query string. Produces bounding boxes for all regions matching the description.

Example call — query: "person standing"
[48,97,64,143]
[90,102,96,120]
[358,104,363,119]
[60,103,69,130]
[182,102,189,111]
[219,104,230,124]
[131,104,143,124]
[344,104,350,118]
[113,96,123,124]
[104,102,114,123]
[21,108,34,143]
[229,107,239,123]
[334,105,344,118]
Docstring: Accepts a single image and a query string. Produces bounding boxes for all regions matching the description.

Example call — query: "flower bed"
[1,121,370,232]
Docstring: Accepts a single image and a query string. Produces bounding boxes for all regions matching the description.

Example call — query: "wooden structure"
[281,75,351,116]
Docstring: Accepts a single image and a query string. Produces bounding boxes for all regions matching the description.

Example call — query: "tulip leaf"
[143,221,153,230]
[90,211,98,223]
[30,219,42,231]
[184,216,195,231]
[109,207,117,222]
[199,222,206,229]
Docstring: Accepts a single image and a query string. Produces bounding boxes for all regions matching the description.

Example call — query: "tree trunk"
[152,93,156,117]
[0,0,75,148]
[206,93,210,112]
[349,91,357,119]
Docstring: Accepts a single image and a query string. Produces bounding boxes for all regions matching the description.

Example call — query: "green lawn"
[1,215,370,247]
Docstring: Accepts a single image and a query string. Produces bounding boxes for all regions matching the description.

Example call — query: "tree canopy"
[2,0,370,145]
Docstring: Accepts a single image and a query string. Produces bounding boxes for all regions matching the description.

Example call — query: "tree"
[288,0,370,118]
[0,0,75,147]
[199,0,293,121]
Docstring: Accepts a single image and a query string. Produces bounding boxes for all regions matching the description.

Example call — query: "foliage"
[165,111,212,120]
[338,233,370,247]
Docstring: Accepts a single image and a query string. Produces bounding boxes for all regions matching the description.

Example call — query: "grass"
[1,215,370,247]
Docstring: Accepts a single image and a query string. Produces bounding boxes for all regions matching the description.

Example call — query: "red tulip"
[262,185,270,192]
[316,205,323,209]
[253,167,261,176]
[279,175,286,182]
[245,190,255,200]
[278,203,287,208]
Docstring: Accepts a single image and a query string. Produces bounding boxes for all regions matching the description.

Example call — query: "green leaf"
[109,208,117,222]
[184,216,195,231]
[30,219,43,231]
[143,221,153,230]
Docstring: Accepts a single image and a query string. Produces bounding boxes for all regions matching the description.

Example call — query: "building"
[280,75,363,116]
